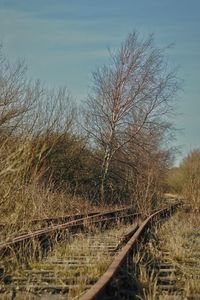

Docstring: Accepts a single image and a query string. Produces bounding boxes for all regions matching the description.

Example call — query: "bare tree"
[0,46,32,135]
[85,32,179,202]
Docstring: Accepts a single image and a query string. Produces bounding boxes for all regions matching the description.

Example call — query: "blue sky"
[0,0,200,164]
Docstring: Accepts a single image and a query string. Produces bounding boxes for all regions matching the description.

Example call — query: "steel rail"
[79,203,179,300]
[0,211,101,232]
[28,211,102,225]
[0,206,136,251]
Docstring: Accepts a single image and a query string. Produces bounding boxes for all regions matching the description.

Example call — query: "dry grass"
[136,263,157,300]
[157,209,200,297]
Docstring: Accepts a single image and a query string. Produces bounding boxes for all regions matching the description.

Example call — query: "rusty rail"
[79,203,180,300]
[0,211,102,232]
[0,206,137,254]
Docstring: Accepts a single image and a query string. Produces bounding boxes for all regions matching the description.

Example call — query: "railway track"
[0,210,110,242]
[79,203,180,300]
[0,206,138,259]
[0,203,180,299]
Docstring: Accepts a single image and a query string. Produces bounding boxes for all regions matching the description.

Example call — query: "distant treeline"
[166,150,200,212]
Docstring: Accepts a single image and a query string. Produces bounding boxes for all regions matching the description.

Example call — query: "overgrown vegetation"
[0,45,96,226]
[0,31,180,231]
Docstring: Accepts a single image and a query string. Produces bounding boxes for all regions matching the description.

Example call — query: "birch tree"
[85,32,179,202]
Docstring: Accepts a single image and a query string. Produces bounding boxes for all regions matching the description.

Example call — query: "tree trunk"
[100,147,112,203]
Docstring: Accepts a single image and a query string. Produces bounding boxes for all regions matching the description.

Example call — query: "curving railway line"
[0,203,181,299]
